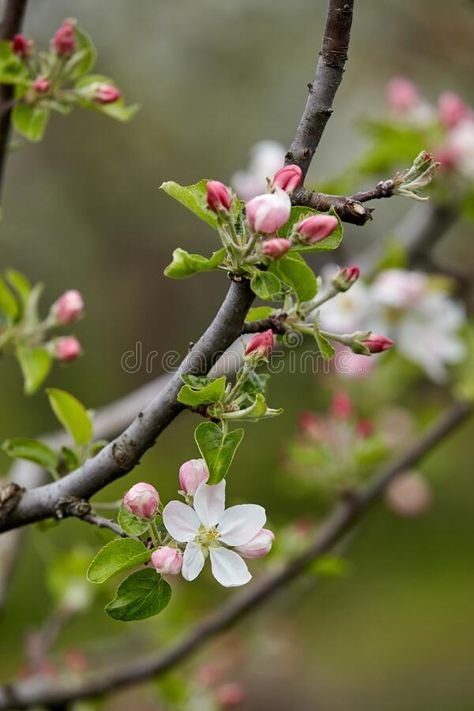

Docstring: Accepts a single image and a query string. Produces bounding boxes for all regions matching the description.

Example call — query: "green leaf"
[194,422,244,484]
[160,179,219,228]
[313,328,336,360]
[16,346,52,395]
[0,40,28,84]
[46,389,93,446]
[61,446,80,472]
[87,539,150,584]
[0,276,18,321]
[358,120,428,174]
[180,374,211,390]
[12,104,50,142]
[250,271,284,301]
[245,306,274,322]
[6,269,31,305]
[178,375,226,407]
[222,393,282,422]
[118,504,149,537]
[279,206,343,253]
[2,437,59,475]
[105,569,171,621]
[67,25,97,79]
[164,247,225,279]
[270,253,317,302]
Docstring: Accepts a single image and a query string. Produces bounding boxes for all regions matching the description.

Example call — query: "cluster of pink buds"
[123,482,160,519]
[245,329,274,360]
[52,20,76,56]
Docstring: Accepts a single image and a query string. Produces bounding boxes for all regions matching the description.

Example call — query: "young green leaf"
[194,422,244,484]
[244,306,274,322]
[0,276,18,322]
[2,437,59,476]
[180,374,211,390]
[160,179,219,228]
[46,389,93,446]
[6,269,31,306]
[61,446,80,472]
[250,271,284,301]
[12,104,50,142]
[269,253,318,302]
[314,328,336,360]
[118,504,149,537]
[164,247,225,279]
[177,375,226,407]
[105,569,171,622]
[0,40,28,84]
[16,346,52,395]
[87,539,150,584]
[66,25,97,79]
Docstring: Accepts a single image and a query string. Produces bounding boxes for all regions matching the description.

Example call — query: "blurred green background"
[1,0,474,709]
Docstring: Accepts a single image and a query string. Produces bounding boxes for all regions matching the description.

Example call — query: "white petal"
[218,504,266,546]
[182,542,205,581]
[193,480,226,528]
[163,501,200,542]
[209,547,251,587]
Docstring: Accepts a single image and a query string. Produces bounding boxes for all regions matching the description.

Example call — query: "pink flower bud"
[331,392,352,420]
[385,472,431,518]
[295,214,338,244]
[386,77,420,112]
[261,237,291,259]
[361,333,394,354]
[54,336,82,362]
[33,77,50,94]
[123,482,160,519]
[245,329,274,359]
[94,84,121,104]
[438,92,469,128]
[151,546,183,575]
[235,528,274,559]
[333,265,360,291]
[12,34,30,57]
[179,458,209,496]
[215,682,246,707]
[246,188,291,234]
[206,180,232,212]
[52,21,76,56]
[270,164,303,194]
[51,290,84,324]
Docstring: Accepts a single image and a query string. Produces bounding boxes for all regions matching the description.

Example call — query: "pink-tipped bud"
[54,336,81,362]
[179,458,209,496]
[94,84,121,104]
[270,164,303,194]
[52,21,76,56]
[33,77,50,94]
[215,682,246,708]
[123,482,160,519]
[51,290,84,324]
[333,265,360,292]
[361,333,394,354]
[438,92,469,128]
[235,528,274,559]
[151,546,183,575]
[246,188,291,234]
[295,214,338,244]
[12,34,30,58]
[331,392,353,420]
[206,180,232,213]
[386,77,420,112]
[261,237,291,259]
[245,329,274,359]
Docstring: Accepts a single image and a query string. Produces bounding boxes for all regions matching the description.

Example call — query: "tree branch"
[286,0,354,179]
[1,401,470,709]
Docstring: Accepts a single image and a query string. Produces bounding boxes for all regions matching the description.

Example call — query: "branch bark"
[1,401,470,709]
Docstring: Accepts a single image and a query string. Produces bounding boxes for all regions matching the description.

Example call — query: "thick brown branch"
[1,401,470,709]
[286,0,354,178]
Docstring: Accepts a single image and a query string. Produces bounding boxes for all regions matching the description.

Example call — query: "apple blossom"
[261,237,291,259]
[33,77,50,94]
[51,290,84,324]
[360,333,394,353]
[245,329,274,359]
[206,180,232,213]
[386,77,420,112]
[270,164,303,194]
[385,472,432,518]
[94,84,121,104]
[54,336,82,362]
[12,34,30,57]
[123,482,160,519]
[438,91,469,128]
[151,546,183,575]
[234,528,274,559]
[163,480,267,587]
[295,214,338,244]
[179,458,209,496]
[445,118,474,179]
[52,21,76,56]
[231,140,286,200]
[246,188,291,234]
[331,392,353,419]
[333,265,360,292]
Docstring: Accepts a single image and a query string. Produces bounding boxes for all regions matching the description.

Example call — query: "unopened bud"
[360,333,394,354]
[438,91,469,128]
[235,528,274,559]
[386,77,420,112]
[33,77,50,94]
[246,188,291,234]
[12,34,30,58]
[244,329,274,359]
[295,214,338,244]
[270,164,303,194]
[332,265,360,292]
[51,290,84,324]
[94,84,121,104]
[179,458,209,496]
[53,336,81,362]
[52,21,76,56]
[151,546,183,575]
[123,482,160,519]
[206,180,232,213]
[261,237,291,259]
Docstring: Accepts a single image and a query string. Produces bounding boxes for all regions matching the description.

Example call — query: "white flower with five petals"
[163,480,266,587]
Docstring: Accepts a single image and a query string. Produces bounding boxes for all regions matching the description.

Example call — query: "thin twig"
[1,401,470,709]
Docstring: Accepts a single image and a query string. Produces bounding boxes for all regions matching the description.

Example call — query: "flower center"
[195,525,220,549]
